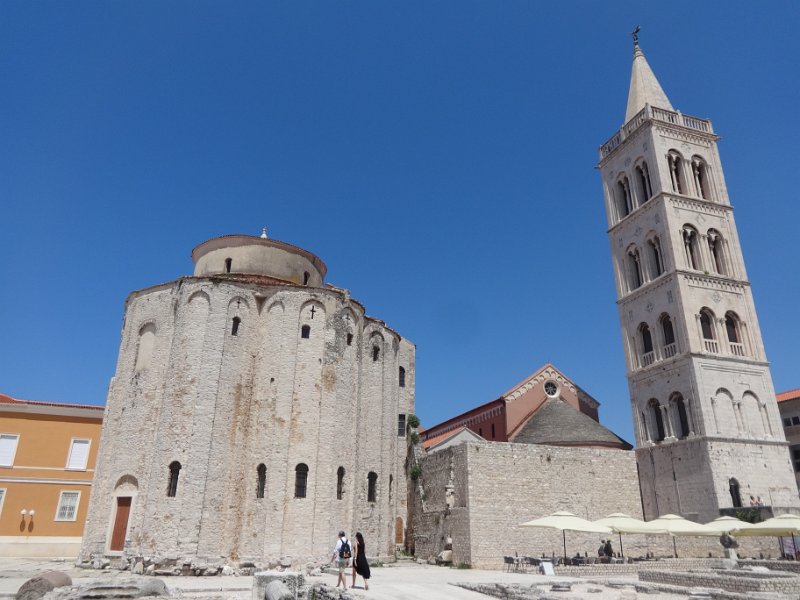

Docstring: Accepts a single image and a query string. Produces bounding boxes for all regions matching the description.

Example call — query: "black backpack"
[339,538,351,559]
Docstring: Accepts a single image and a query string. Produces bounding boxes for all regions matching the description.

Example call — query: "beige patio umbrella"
[645,513,719,557]
[520,511,612,561]
[594,512,663,558]
[732,513,800,537]
[703,516,757,534]
[729,513,800,556]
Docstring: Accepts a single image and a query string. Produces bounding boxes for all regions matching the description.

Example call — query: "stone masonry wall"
[81,275,414,567]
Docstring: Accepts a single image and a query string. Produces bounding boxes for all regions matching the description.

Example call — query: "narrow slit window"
[399,367,406,387]
[346,333,353,346]
[225,258,232,273]
[294,463,309,498]
[256,464,266,499]
[367,472,377,503]
[301,325,311,339]
[303,271,310,285]
[231,317,241,336]
[397,414,406,437]
[372,346,380,361]
[167,461,181,497]
[336,467,345,500]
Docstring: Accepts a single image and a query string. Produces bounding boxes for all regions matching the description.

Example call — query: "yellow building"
[0,392,103,557]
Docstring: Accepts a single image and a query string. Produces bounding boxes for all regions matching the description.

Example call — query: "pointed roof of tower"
[625,40,673,123]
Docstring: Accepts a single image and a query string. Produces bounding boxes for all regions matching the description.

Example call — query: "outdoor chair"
[503,556,515,572]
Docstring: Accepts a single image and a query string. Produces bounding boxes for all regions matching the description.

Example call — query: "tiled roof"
[0,392,103,411]
[777,389,800,403]
[510,398,632,449]
[422,428,465,450]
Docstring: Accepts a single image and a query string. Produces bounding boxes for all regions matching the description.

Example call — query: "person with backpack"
[331,530,352,590]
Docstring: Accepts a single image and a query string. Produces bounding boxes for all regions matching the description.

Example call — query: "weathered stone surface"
[264,580,292,600]
[16,571,72,600]
[79,238,415,566]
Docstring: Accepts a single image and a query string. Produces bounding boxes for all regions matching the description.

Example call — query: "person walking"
[331,531,351,590]
[351,531,371,590]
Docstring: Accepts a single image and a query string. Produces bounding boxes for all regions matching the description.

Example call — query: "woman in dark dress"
[351,531,371,590]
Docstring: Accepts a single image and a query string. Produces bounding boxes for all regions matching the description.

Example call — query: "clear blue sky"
[2,2,798,443]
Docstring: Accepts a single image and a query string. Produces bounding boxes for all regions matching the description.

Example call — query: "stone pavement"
[0,557,692,599]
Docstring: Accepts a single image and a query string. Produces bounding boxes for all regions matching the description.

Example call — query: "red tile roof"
[422,427,466,450]
[0,392,103,411]
[777,389,800,403]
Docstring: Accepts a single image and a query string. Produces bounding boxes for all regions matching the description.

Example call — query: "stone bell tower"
[597,36,799,522]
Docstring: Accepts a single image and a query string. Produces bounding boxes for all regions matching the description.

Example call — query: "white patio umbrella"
[520,511,612,561]
[730,513,800,557]
[703,516,756,534]
[594,512,662,558]
[644,513,719,557]
[732,513,800,537]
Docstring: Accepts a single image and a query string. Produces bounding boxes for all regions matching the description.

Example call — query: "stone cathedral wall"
[81,275,414,568]
[413,442,787,569]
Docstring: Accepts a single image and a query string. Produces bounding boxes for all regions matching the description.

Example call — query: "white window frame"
[0,488,6,518]
[0,434,20,467]
[65,438,91,471]
[54,490,81,522]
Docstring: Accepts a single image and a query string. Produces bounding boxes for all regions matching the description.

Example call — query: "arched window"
[294,463,309,498]
[399,367,406,387]
[649,399,665,442]
[729,477,742,508]
[336,467,345,500]
[707,229,726,275]
[636,161,653,203]
[682,225,701,270]
[671,393,690,439]
[231,317,241,336]
[346,333,353,346]
[640,411,649,442]
[367,472,377,503]
[700,308,718,353]
[135,323,156,372]
[660,314,677,358]
[668,151,687,195]
[647,236,664,277]
[691,156,712,200]
[301,324,311,339]
[167,461,181,497]
[616,175,633,219]
[225,258,232,273]
[627,246,643,290]
[372,346,380,362]
[725,312,744,356]
[303,271,310,285]
[639,323,655,367]
[256,464,266,499]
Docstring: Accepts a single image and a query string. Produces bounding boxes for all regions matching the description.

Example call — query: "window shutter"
[57,492,80,520]
[0,435,18,467]
[67,440,90,470]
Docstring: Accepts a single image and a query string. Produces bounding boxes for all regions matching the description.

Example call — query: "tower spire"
[624,28,673,123]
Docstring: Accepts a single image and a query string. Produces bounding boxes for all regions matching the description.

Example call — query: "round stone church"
[80,233,415,567]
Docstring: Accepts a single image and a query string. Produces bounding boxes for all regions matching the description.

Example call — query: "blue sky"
[2,2,798,443]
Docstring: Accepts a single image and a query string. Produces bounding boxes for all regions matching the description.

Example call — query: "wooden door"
[395,517,404,544]
[110,497,132,551]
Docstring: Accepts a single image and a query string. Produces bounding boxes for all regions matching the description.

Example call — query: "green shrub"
[410,465,422,480]
[407,414,420,429]
[455,563,471,569]
[408,431,421,445]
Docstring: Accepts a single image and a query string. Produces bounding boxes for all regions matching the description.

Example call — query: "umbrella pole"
[618,532,624,559]
[793,534,798,560]
[672,536,677,559]
[778,536,783,559]
[563,530,567,562]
